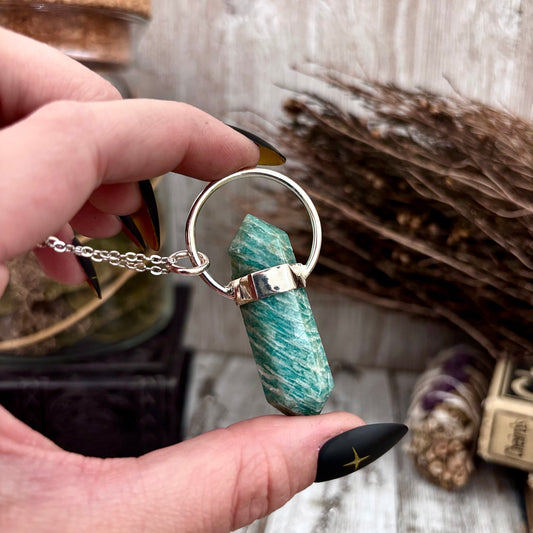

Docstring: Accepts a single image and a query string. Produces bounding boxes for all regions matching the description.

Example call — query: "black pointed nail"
[315,423,408,482]
[120,214,147,249]
[228,125,286,166]
[125,180,160,251]
[72,237,101,299]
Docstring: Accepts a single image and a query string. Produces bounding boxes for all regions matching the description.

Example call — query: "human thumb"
[97,413,406,533]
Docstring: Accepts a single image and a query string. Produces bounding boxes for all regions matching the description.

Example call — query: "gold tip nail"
[134,180,160,251]
[228,125,286,166]
[72,237,101,299]
[120,214,147,249]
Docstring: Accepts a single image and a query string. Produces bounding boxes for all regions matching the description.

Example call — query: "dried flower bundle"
[267,71,533,359]
[405,345,494,490]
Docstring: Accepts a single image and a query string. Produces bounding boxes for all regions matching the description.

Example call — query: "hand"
[0,26,260,293]
[0,28,406,532]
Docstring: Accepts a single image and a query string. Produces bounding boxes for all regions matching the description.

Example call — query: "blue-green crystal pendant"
[228,214,334,416]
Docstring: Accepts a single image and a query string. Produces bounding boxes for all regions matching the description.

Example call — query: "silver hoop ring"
[185,168,322,299]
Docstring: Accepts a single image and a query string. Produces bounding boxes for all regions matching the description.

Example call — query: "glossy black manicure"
[227,125,286,166]
[72,237,101,299]
[120,214,146,249]
[315,423,408,482]
[120,180,160,251]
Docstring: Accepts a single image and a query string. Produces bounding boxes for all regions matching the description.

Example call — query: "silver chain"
[41,236,210,276]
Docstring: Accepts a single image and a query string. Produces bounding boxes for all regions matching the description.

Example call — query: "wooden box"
[478,358,533,472]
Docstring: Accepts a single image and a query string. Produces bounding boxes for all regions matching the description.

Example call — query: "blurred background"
[136,0,532,371]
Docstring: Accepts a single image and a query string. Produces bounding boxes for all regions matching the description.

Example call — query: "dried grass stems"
[270,72,533,359]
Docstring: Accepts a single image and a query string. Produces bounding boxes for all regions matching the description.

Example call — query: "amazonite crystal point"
[228,214,334,416]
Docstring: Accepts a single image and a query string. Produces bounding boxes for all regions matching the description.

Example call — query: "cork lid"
[0,0,151,18]
[0,0,152,63]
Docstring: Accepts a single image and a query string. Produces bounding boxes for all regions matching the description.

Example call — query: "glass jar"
[0,0,176,359]
[0,0,150,64]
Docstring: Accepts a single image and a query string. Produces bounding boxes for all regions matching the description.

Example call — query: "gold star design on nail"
[343,447,370,472]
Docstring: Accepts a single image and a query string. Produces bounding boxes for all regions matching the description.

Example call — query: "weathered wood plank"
[184,352,278,439]
[141,0,533,121]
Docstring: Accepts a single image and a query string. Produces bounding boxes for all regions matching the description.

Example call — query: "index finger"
[0,98,259,261]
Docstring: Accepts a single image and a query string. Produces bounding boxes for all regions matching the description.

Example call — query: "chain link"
[41,236,210,277]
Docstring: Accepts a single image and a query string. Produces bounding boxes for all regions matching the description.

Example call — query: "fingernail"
[120,214,146,249]
[227,125,286,166]
[315,423,408,482]
[73,237,101,299]
[128,180,160,251]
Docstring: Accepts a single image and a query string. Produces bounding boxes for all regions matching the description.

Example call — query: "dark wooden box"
[0,285,191,457]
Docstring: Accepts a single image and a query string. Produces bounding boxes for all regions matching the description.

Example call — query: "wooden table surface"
[185,352,525,533]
